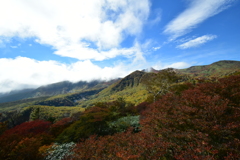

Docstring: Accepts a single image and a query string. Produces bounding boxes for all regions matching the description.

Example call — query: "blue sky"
[0,0,239,92]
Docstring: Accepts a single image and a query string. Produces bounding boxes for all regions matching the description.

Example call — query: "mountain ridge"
[0,79,119,103]
[0,60,240,104]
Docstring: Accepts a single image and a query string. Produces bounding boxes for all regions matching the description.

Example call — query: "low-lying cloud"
[153,62,191,70]
[0,56,191,93]
[0,57,131,93]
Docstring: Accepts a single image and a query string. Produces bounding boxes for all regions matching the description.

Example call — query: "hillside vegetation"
[0,60,240,159]
[177,60,240,77]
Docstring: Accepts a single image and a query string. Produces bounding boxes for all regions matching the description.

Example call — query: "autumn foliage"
[0,75,239,159]
[68,75,240,159]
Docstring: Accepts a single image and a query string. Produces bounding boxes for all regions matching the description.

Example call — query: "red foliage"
[2,120,51,137]
[69,128,170,160]
[134,102,149,114]
[0,120,52,160]
[67,75,240,159]
[84,106,112,122]
[50,117,73,137]
[140,75,240,159]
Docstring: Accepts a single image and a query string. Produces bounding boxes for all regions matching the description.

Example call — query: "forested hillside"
[0,60,240,159]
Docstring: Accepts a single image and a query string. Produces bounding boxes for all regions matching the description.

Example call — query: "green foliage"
[0,108,32,128]
[31,107,40,121]
[107,115,140,133]
[78,84,149,108]
[0,97,49,112]
[27,105,85,122]
[56,105,117,143]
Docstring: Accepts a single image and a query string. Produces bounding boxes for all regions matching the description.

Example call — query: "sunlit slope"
[77,71,150,107]
[177,60,240,77]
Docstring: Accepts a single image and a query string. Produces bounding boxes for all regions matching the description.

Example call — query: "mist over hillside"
[0,60,239,104]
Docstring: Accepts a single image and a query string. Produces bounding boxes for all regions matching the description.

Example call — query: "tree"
[1,109,31,128]
[142,68,178,102]
[30,107,40,121]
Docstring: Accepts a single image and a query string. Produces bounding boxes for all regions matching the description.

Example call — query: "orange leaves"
[10,137,43,160]
[116,151,140,160]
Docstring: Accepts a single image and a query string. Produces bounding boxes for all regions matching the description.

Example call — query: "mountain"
[1,59,240,123]
[1,60,240,105]
[90,60,240,106]
[0,79,119,103]
[111,70,146,92]
[177,60,240,77]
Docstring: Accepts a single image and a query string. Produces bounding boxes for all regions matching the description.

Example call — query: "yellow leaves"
[28,105,85,121]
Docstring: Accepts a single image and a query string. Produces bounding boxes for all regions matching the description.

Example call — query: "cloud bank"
[177,35,217,49]
[0,55,191,93]
[0,0,154,92]
[164,0,235,40]
[0,0,150,60]
[0,57,131,93]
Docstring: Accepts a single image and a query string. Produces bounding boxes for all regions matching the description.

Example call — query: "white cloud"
[164,62,191,69]
[0,0,150,61]
[153,62,191,70]
[0,56,138,93]
[177,35,217,49]
[152,46,161,51]
[164,0,235,40]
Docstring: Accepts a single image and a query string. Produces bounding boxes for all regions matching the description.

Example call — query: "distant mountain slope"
[0,89,36,103]
[76,70,150,107]
[0,88,35,98]
[1,60,239,105]
[77,60,240,107]
[0,79,118,103]
[34,88,104,107]
[111,70,146,92]
[177,60,240,77]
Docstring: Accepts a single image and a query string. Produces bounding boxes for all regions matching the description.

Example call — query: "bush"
[44,142,76,160]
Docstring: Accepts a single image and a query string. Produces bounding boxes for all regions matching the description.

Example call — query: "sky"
[0,0,239,93]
